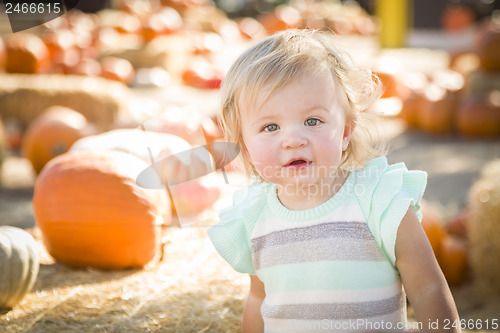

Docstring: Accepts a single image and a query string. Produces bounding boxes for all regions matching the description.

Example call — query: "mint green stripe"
[258,261,399,294]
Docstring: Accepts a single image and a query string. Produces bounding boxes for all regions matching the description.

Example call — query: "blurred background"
[0,0,499,331]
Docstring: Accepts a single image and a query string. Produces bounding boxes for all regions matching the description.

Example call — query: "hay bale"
[469,159,500,300]
[0,228,247,332]
[0,74,131,130]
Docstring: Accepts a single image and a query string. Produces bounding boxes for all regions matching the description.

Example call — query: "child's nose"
[281,126,308,149]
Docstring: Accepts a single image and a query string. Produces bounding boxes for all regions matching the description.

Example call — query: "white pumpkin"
[0,226,40,309]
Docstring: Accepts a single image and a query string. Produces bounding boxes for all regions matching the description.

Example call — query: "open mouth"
[285,159,312,168]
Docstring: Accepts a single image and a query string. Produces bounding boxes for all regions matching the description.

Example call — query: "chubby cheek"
[315,132,344,167]
[245,139,281,181]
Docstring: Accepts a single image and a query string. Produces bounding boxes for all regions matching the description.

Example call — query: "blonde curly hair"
[220,29,385,177]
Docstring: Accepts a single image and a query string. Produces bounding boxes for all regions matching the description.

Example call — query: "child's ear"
[342,119,356,151]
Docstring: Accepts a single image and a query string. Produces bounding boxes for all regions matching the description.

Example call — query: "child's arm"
[395,207,461,332]
[242,274,266,333]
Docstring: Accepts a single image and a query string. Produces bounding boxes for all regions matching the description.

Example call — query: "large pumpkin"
[0,226,40,309]
[69,129,191,166]
[22,106,97,174]
[33,150,169,269]
[70,129,224,216]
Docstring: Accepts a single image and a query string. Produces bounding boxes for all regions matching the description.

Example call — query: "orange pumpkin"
[33,150,168,269]
[418,84,457,135]
[441,4,475,34]
[398,72,428,127]
[420,201,447,258]
[437,234,469,286]
[40,29,80,74]
[5,33,51,74]
[41,29,77,63]
[115,13,142,35]
[0,37,6,71]
[456,92,500,137]
[141,7,183,42]
[399,92,424,128]
[447,208,470,239]
[419,69,465,134]
[50,48,79,74]
[99,56,135,85]
[170,174,222,216]
[259,5,302,34]
[119,0,158,18]
[181,57,223,89]
[160,0,191,14]
[373,71,405,99]
[22,106,97,174]
[476,18,500,72]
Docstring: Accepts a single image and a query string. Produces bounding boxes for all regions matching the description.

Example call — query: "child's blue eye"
[305,118,321,126]
[263,124,279,132]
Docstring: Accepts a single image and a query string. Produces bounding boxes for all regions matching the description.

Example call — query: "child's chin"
[277,176,319,187]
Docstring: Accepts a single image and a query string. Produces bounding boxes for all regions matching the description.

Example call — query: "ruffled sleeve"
[207,182,269,274]
[354,157,427,266]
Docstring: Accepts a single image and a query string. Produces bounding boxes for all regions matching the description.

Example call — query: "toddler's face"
[240,72,354,189]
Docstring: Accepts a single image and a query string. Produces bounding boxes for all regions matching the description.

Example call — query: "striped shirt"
[208,157,427,332]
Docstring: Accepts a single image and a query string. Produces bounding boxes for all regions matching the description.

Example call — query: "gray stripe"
[251,222,373,253]
[253,237,386,270]
[261,294,404,320]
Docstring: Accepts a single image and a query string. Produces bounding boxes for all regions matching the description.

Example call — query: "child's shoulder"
[207,181,270,275]
[231,181,272,206]
[353,156,427,187]
[217,181,271,225]
[353,156,428,265]
[352,156,427,216]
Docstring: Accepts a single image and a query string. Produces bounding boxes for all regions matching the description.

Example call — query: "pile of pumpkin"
[0,102,241,308]
[0,11,137,84]
[0,0,381,90]
[0,0,253,89]
[0,1,227,89]
[420,201,470,286]
[256,0,377,36]
[381,15,500,137]
[421,158,500,304]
